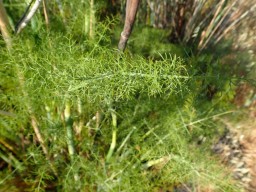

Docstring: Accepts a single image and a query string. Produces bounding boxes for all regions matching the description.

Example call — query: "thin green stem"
[106,110,117,163]
[64,101,76,162]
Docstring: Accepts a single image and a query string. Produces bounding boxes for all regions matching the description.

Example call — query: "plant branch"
[106,110,117,162]
[0,0,12,48]
[65,101,76,162]
[15,0,42,34]
[42,0,49,27]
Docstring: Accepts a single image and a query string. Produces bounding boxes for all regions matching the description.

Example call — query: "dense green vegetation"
[0,0,255,191]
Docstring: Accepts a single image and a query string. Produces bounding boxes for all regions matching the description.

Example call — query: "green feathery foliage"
[0,0,246,191]
[0,30,241,191]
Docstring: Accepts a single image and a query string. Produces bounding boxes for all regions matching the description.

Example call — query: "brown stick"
[118,0,140,51]
[42,0,49,27]
[0,0,12,49]
[15,0,42,34]
[89,0,95,39]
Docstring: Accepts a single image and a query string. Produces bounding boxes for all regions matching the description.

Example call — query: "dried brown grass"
[143,0,256,52]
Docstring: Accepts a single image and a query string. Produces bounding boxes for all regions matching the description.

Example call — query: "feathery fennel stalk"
[10,33,188,102]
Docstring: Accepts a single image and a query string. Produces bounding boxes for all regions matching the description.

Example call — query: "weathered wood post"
[118,0,140,51]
